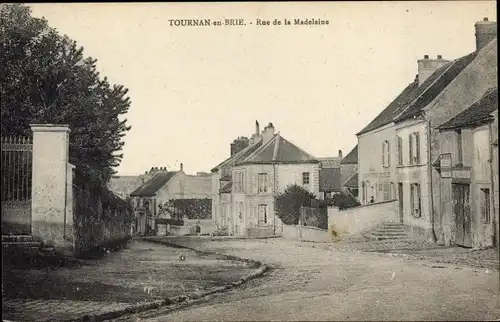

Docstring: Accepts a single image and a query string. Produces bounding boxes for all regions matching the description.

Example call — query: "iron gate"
[1,136,33,235]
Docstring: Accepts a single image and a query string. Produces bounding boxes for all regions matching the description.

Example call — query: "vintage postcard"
[1,2,498,321]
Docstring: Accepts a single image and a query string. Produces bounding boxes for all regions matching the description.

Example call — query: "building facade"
[435,88,498,248]
[211,121,320,237]
[130,165,212,235]
[356,18,497,242]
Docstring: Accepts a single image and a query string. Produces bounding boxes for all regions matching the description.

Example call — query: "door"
[398,183,404,223]
[453,184,471,247]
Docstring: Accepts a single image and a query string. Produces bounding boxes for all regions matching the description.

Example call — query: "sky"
[29,2,496,176]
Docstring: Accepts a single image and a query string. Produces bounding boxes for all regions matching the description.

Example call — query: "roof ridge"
[280,136,317,160]
[272,132,281,161]
[241,133,278,163]
[394,60,457,121]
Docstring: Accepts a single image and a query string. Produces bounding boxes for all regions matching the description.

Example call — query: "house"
[108,175,144,200]
[211,121,320,237]
[129,164,212,235]
[318,150,343,199]
[340,145,359,198]
[319,167,341,199]
[356,17,497,242]
[435,88,497,248]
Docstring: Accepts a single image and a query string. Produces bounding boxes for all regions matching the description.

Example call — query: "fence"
[1,136,32,235]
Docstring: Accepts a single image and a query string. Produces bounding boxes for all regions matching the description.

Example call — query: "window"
[382,140,390,167]
[480,188,491,223]
[397,136,403,166]
[233,172,245,192]
[302,172,310,185]
[410,183,422,218]
[409,132,420,165]
[258,173,268,193]
[456,130,463,166]
[258,204,267,226]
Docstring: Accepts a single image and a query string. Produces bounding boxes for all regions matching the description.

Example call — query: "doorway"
[398,183,404,223]
[452,183,471,247]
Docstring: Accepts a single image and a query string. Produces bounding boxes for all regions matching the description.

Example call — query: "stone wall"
[328,200,399,236]
[283,224,330,242]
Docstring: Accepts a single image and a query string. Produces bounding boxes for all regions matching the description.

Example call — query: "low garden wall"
[283,224,330,242]
[327,200,398,237]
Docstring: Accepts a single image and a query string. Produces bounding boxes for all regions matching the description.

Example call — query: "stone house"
[318,150,343,199]
[340,145,359,198]
[211,121,320,237]
[356,17,497,242]
[435,88,498,248]
[108,175,144,200]
[129,164,212,235]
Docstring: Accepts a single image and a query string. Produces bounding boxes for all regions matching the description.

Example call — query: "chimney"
[231,136,249,156]
[180,163,184,172]
[255,120,260,135]
[417,54,450,86]
[475,17,497,52]
[261,122,275,145]
[338,150,343,158]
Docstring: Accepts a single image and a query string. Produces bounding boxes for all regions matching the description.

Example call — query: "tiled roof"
[344,172,359,188]
[340,145,358,164]
[319,168,341,192]
[318,157,342,168]
[357,51,477,136]
[211,140,263,173]
[394,52,478,121]
[357,80,420,136]
[239,133,318,165]
[130,172,178,197]
[219,181,232,193]
[438,88,498,130]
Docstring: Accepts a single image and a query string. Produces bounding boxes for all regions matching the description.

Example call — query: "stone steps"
[365,222,408,241]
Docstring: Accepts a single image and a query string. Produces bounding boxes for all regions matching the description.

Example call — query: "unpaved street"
[119,237,500,321]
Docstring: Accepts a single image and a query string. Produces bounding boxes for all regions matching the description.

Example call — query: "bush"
[330,192,360,210]
[274,184,316,225]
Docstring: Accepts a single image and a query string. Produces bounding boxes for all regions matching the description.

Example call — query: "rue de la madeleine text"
[168,18,329,27]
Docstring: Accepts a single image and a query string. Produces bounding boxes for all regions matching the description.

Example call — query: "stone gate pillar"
[30,124,71,249]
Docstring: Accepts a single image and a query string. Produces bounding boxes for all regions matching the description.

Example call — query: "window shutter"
[415,133,420,164]
[387,142,391,167]
[382,142,385,167]
[409,134,413,164]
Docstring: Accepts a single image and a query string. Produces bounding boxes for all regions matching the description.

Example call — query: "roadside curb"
[65,238,269,322]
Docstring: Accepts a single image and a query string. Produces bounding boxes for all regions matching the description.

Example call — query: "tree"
[0,4,131,187]
[273,184,316,225]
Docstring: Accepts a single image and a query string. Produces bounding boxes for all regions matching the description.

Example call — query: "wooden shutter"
[382,142,385,167]
[387,141,391,167]
[415,133,421,164]
[397,136,402,165]
[409,134,413,164]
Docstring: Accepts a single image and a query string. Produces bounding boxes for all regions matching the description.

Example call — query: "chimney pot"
[484,17,489,21]
[338,150,343,158]
[437,55,442,59]
[424,54,429,59]
[180,163,184,171]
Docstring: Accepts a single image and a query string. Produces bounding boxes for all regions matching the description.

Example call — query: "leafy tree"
[273,184,316,225]
[0,4,131,187]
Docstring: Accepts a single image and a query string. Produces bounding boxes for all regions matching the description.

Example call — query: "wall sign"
[452,169,471,179]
